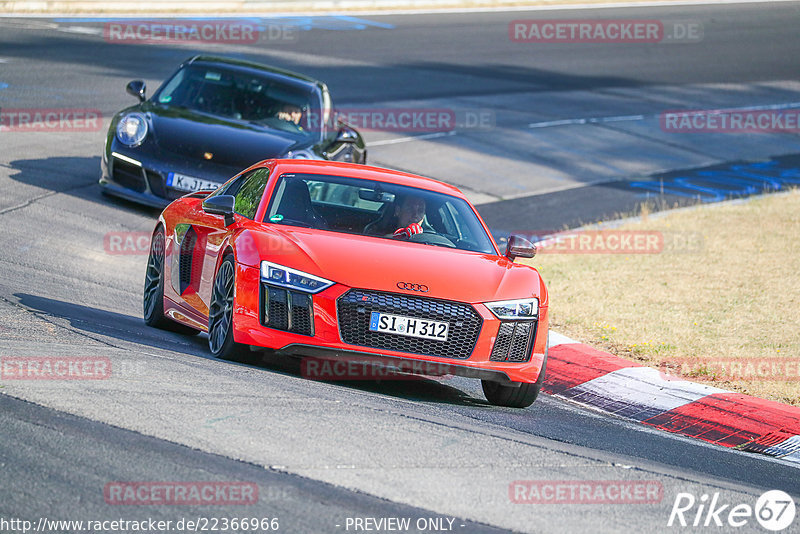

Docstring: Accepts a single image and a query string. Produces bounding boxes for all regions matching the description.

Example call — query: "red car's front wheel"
[208,255,252,362]
[482,380,541,408]
[482,346,547,408]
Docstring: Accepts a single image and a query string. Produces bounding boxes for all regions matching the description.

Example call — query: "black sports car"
[100,55,366,208]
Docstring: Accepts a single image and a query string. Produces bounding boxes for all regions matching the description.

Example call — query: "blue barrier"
[629,159,800,202]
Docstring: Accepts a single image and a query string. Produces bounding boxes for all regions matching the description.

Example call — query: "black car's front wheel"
[143,227,199,335]
[208,255,250,362]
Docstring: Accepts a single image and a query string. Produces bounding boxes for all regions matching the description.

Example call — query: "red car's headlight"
[260,261,334,294]
[485,298,539,320]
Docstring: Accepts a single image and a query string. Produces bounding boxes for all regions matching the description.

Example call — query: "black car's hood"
[144,105,304,168]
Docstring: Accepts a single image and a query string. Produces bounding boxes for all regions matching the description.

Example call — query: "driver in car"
[363,193,431,239]
[392,195,426,239]
[276,103,303,126]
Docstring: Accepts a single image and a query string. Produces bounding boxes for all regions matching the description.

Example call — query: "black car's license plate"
[167,172,222,192]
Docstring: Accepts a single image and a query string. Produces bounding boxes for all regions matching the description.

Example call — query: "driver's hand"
[393,223,423,240]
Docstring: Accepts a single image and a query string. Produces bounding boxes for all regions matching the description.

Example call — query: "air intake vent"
[261,284,314,336]
[490,321,537,362]
[178,227,197,294]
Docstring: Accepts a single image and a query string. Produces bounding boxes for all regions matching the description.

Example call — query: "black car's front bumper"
[99,143,242,209]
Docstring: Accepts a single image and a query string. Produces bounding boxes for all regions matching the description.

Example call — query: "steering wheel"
[408,232,456,248]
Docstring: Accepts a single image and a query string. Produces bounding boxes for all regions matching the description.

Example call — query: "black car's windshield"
[265,173,497,254]
[155,64,319,140]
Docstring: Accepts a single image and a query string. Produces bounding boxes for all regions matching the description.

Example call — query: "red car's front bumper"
[231,264,548,385]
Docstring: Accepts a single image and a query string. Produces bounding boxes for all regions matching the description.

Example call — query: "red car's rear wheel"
[143,228,198,335]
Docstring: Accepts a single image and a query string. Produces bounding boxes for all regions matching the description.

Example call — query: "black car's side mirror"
[335,125,359,143]
[505,234,536,261]
[203,195,236,226]
[126,80,146,102]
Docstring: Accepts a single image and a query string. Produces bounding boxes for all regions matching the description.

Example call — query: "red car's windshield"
[264,173,497,254]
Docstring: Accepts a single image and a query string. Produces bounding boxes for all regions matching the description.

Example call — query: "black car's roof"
[185,55,323,94]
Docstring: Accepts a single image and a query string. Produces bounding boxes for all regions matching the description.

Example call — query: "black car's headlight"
[485,298,539,320]
[260,261,334,294]
[116,113,148,147]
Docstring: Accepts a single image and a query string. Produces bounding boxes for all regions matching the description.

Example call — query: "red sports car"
[143,159,548,407]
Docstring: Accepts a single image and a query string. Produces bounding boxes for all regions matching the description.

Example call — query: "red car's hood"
[235,226,545,304]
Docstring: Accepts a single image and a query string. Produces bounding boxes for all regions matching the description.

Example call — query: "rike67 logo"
[668,490,796,531]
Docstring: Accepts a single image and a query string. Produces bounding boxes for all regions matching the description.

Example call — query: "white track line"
[368,131,455,146]
[529,115,644,128]
[529,102,800,129]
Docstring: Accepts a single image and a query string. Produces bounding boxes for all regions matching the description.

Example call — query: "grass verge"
[524,189,800,406]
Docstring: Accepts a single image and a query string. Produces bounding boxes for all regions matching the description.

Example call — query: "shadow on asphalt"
[13,292,487,407]
[8,156,162,218]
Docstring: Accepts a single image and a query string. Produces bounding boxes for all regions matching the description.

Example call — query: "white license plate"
[369,312,449,341]
[167,172,222,192]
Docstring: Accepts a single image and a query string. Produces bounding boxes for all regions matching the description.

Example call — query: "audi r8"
[100,55,365,208]
[143,159,548,408]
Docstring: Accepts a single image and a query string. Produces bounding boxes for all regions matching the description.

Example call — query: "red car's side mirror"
[505,234,536,261]
[203,195,236,226]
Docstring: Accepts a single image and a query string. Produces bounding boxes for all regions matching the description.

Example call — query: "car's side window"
[438,203,458,236]
[222,174,248,197]
[233,168,270,220]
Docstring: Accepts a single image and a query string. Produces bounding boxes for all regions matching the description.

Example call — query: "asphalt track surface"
[1,4,800,534]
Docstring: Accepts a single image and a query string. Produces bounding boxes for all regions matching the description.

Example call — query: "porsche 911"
[100,55,365,208]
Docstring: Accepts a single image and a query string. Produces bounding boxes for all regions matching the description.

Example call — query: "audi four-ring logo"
[397,282,429,292]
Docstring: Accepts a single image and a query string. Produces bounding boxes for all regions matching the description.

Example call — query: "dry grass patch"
[525,189,800,405]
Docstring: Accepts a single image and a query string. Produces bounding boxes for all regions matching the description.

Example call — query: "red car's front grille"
[336,289,482,360]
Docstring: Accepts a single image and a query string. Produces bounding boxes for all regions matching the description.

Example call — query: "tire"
[482,380,541,408]
[208,255,251,362]
[143,227,200,335]
[482,345,548,408]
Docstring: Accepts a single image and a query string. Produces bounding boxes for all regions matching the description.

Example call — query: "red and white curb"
[545,332,800,465]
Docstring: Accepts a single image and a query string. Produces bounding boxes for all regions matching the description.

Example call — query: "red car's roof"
[254,159,467,199]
